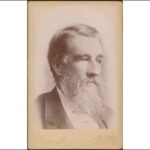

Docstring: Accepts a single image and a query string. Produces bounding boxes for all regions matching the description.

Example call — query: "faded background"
[29,1,121,128]
[28,1,122,148]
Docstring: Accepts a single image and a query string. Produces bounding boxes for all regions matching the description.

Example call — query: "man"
[35,24,112,129]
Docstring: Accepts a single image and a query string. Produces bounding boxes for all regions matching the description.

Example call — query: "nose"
[87,60,101,78]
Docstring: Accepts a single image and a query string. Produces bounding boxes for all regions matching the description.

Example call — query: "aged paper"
[28,1,122,149]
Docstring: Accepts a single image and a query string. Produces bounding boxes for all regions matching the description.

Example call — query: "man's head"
[48,24,104,85]
[47,24,110,127]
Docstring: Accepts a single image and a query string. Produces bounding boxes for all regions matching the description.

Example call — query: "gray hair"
[47,24,102,82]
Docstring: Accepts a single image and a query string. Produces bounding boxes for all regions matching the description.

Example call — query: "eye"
[79,57,89,61]
[97,58,102,63]
[73,55,90,61]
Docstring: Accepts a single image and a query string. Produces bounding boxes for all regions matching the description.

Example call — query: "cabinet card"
[28,1,122,149]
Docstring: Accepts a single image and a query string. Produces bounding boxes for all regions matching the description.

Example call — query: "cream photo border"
[28,1,123,149]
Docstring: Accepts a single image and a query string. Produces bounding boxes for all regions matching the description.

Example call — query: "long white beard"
[59,70,110,128]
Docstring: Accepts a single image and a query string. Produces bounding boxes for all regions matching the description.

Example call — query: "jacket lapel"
[45,88,73,129]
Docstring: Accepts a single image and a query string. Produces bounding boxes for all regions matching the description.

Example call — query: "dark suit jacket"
[35,88,73,129]
[35,88,112,129]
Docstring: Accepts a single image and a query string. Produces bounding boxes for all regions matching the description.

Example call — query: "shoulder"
[35,88,60,116]
[36,91,53,102]
[34,88,60,128]
[35,88,58,106]
[36,92,49,106]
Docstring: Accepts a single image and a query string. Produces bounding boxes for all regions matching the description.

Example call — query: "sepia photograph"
[35,23,115,129]
[28,1,122,149]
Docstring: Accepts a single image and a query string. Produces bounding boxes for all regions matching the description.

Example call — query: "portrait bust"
[34,24,113,129]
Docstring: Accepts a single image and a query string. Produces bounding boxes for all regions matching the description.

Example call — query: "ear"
[52,58,62,76]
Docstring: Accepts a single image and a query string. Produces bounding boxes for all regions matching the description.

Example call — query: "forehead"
[66,35,103,56]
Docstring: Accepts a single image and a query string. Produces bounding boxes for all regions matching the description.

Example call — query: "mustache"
[80,78,101,87]
[60,70,105,98]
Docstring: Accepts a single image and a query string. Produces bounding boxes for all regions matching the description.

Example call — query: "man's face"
[64,35,104,82]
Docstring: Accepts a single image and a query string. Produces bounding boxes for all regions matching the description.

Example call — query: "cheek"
[67,62,88,78]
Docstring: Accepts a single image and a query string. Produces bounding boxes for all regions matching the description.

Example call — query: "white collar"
[57,87,99,129]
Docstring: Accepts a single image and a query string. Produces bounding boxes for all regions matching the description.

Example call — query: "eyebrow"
[73,54,90,60]
[73,54,104,60]
[97,54,104,58]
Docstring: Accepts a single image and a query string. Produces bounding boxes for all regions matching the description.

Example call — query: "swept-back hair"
[47,24,102,82]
